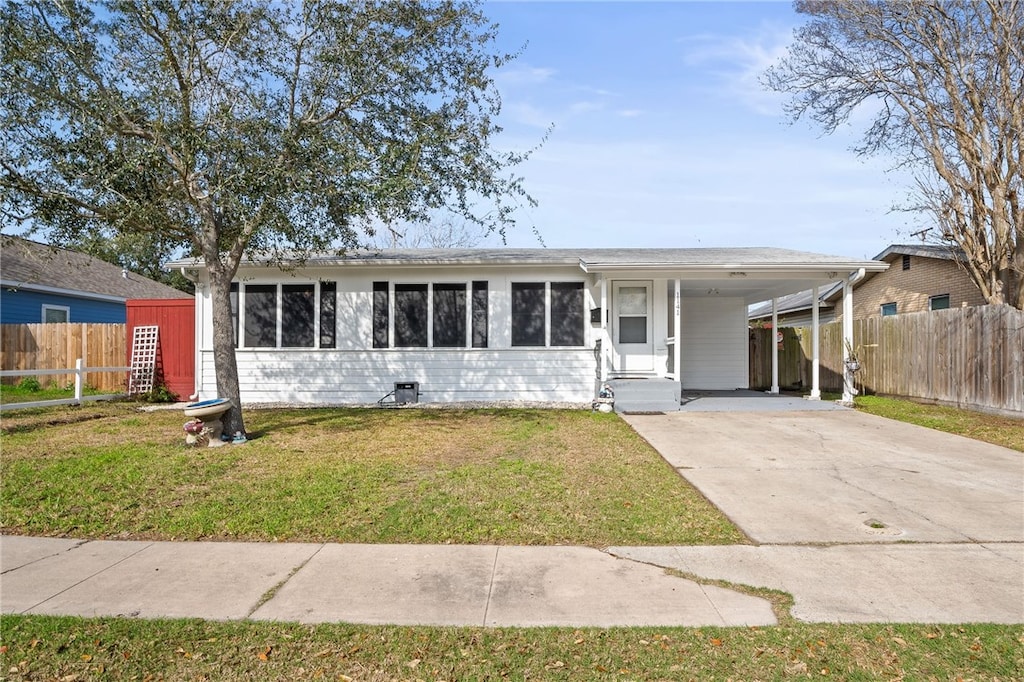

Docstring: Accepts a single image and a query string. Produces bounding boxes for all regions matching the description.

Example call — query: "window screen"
[373,281,389,348]
[229,283,239,347]
[929,294,950,311]
[433,283,466,347]
[244,284,278,347]
[395,283,428,347]
[282,284,315,347]
[319,281,336,348]
[550,282,584,346]
[880,302,897,316]
[472,281,488,348]
[511,283,546,346]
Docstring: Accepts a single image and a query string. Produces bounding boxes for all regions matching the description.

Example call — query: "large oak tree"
[2,0,535,433]
[766,0,1023,309]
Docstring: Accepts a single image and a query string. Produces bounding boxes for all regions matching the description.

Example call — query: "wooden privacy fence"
[0,323,127,392]
[750,304,1024,415]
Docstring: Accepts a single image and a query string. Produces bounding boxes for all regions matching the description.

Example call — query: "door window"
[617,286,648,343]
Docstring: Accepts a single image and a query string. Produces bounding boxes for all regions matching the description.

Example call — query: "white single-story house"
[171,248,888,408]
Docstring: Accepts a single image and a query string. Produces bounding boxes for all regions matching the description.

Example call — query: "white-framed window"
[372,281,488,349]
[42,304,70,323]
[510,281,585,347]
[880,302,897,317]
[234,281,336,349]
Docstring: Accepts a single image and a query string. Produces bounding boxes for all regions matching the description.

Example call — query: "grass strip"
[2,615,1020,681]
[855,395,1024,452]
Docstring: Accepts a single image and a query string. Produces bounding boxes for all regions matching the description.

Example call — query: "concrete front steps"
[607,378,681,413]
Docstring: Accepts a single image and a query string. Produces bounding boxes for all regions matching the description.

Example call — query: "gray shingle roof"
[1,236,192,300]
[874,244,961,261]
[169,246,885,269]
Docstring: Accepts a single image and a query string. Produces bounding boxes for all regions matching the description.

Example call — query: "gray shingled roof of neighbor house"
[1,236,192,300]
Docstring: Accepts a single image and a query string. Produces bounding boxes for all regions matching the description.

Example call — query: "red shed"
[126,298,195,400]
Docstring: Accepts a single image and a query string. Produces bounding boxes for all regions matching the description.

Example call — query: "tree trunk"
[208,266,246,437]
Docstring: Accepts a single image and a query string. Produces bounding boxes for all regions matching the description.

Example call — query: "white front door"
[612,280,654,372]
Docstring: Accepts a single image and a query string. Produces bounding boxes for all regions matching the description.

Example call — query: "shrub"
[17,376,42,392]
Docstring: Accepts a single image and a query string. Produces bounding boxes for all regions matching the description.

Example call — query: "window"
[550,282,584,346]
[374,281,487,349]
[41,304,69,323]
[282,284,315,347]
[230,283,239,346]
[395,284,428,347]
[472,281,488,348]
[320,281,336,348]
[902,254,911,270]
[929,294,950,311]
[433,283,466,348]
[880,302,897,317]
[244,284,278,347]
[511,282,585,347]
[511,282,546,346]
[238,281,335,349]
[373,281,389,348]
[616,285,648,344]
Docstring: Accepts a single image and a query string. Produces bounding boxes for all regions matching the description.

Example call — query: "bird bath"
[182,398,232,447]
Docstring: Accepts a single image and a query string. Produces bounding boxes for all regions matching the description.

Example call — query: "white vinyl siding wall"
[680,296,748,390]
[193,265,598,404]
[196,348,595,404]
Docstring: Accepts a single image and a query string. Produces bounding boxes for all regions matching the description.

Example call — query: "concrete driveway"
[622,409,1023,544]
[618,408,1024,623]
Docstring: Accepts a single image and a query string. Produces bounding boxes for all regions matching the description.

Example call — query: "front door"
[612,280,654,372]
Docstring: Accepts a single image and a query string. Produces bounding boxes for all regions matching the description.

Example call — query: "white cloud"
[494,65,556,86]
[677,22,794,117]
[618,109,644,118]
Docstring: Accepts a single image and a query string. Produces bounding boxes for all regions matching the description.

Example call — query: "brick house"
[749,244,987,326]
[826,244,986,320]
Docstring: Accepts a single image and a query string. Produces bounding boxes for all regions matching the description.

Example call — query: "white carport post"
[600,276,609,383]
[673,278,681,385]
[809,285,821,400]
[841,272,858,404]
[770,297,779,394]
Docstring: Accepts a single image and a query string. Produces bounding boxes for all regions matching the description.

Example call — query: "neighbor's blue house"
[1,236,191,324]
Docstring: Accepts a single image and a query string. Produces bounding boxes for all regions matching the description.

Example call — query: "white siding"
[192,263,601,404]
[680,296,748,390]
[197,348,596,404]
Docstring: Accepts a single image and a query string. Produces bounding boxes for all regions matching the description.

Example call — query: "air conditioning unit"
[394,381,419,404]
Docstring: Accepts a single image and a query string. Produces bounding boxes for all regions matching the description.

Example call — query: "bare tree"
[765,0,1023,309]
[373,213,494,248]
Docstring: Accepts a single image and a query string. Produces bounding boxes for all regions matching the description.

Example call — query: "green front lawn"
[0,404,744,546]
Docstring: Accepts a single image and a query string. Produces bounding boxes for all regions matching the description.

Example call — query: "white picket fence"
[0,359,130,411]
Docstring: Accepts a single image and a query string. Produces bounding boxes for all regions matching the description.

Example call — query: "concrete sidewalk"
[4,535,1021,626]
[0,536,775,627]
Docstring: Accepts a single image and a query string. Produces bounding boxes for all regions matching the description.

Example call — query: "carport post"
[770,297,779,394]
[809,285,820,400]
[840,270,864,404]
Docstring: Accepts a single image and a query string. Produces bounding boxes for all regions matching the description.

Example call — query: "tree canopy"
[2,0,536,432]
[766,0,1023,310]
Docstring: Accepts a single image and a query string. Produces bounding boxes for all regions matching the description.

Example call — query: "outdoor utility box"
[394,381,419,404]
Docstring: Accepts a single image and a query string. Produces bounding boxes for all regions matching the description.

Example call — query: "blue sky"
[481,1,920,259]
